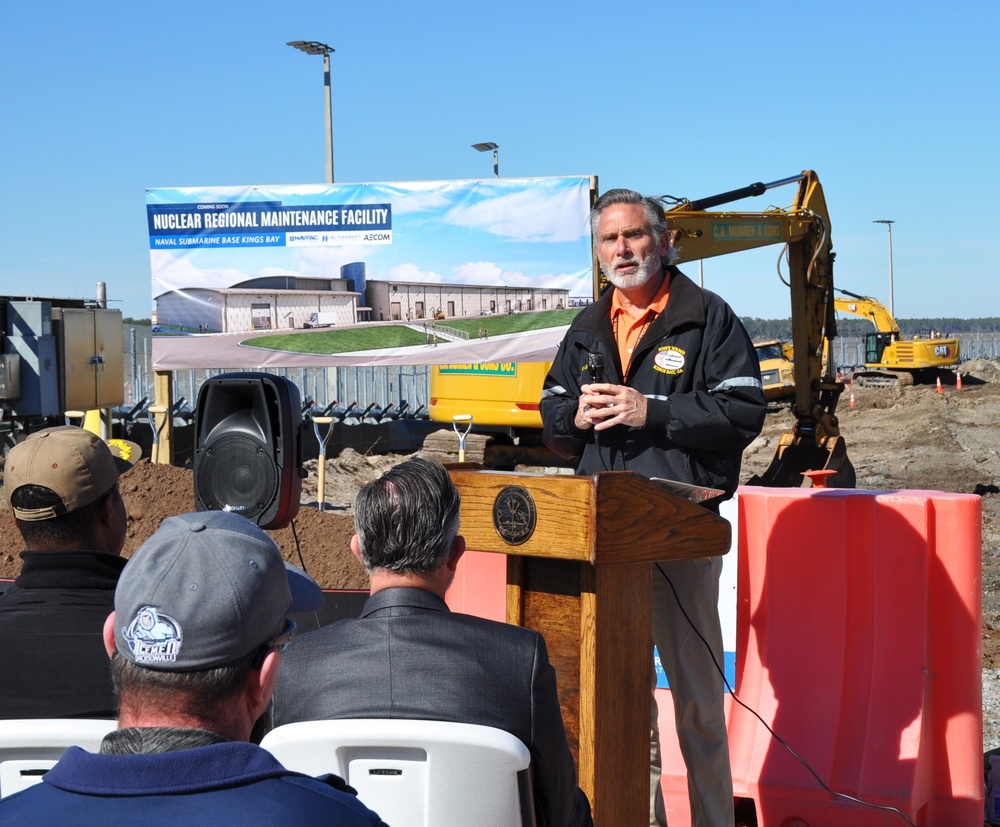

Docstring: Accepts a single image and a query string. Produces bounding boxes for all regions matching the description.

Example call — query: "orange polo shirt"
[610,272,671,378]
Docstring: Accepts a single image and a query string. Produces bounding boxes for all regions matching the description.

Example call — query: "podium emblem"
[492,485,537,545]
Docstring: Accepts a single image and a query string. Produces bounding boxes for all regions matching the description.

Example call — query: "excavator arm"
[661,171,855,487]
[834,289,901,334]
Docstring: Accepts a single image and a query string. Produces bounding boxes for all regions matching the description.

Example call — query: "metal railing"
[123,328,1000,413]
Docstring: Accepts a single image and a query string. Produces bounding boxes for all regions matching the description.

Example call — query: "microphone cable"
[289,518,309,574]
[654,562,918,827]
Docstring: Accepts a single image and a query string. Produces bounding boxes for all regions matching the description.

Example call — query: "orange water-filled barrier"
[727,486,983,825]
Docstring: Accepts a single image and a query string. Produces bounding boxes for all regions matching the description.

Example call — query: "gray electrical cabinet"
[1,299,124,419]
[0,354,21,401]
[3,301,59,417]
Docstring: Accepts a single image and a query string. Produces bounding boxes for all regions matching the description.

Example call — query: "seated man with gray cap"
[0,510,388,826]
[0,425,140,719]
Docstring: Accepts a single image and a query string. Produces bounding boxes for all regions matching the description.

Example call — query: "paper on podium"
[650,477,725,505]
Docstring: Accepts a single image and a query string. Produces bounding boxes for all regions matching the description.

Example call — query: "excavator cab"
[865,332,890,365]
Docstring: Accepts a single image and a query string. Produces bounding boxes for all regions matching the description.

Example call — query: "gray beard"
[604,251,662,290]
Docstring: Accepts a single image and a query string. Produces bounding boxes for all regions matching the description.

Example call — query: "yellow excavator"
[663,170,853,486]
[429,170,854,487]
[834,288,960,387]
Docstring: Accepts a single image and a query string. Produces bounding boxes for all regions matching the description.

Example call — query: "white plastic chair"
[0,718,116,798]
[261,719,536,827]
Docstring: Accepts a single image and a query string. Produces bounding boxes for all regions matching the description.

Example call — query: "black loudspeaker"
[193,372,303,529]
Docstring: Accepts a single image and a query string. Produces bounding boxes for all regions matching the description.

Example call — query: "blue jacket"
[541,269,766,503]
[0,741,388,826]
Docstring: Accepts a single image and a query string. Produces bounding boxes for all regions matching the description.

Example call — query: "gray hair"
[353,457,461,574]
[110,648,256,716]
[590,188,678,265]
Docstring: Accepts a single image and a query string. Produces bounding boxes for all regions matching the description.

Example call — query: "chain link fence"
[124,327,1000,415]
[123,326,432,416]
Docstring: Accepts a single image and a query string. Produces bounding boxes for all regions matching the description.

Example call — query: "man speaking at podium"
[540,189,766,827]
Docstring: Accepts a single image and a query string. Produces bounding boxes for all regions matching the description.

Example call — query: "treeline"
[742,317,1000,341]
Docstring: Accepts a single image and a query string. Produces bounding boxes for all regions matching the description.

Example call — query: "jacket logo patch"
[654,346,686,374]
[124,606,182,665]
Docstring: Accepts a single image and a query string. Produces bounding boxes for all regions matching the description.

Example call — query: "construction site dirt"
[1,358,998,749]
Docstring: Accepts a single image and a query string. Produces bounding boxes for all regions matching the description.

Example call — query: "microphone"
[588,352,605,385]
[586,352,606,445]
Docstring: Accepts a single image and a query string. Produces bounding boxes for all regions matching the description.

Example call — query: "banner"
[146,176,595,370]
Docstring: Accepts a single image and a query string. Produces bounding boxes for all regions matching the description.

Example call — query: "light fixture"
[288,40,336,183]
[472,142,499,178]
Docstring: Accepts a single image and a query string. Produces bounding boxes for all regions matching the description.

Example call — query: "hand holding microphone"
[587,352,605,384]
[580,352,612,426]
[580,350,648,430]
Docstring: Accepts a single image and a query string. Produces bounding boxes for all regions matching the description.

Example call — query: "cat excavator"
[834,288,960,387]
[661,170,854,486]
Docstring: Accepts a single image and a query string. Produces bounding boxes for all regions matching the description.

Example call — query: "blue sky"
[2,1,996,323]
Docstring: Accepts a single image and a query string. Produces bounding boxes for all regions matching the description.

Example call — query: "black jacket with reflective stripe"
[541,268,766,502]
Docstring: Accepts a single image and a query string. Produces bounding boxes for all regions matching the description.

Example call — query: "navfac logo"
[124,606,182,665]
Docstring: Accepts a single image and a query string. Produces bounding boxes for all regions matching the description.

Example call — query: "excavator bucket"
[746,433,855,488]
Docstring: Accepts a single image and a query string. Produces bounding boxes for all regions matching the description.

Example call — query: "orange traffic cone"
[849,390,856,408]
[956,370,963,390]
[936,376,943,394]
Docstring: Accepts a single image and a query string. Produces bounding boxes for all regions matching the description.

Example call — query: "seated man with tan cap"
[0,425,140,719]
[0,510,388,826]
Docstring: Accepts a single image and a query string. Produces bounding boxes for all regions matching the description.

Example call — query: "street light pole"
[287,40,335,183]
[472,142,499,178]
[873,219,895,316]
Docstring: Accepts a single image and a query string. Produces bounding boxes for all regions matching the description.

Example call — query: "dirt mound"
[1,458,369,591]
[963,358,1000,383]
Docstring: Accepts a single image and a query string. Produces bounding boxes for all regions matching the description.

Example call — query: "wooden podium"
[447,467,731,825]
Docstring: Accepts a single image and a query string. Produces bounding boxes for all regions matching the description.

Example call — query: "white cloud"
[385,188,453,215]
[293,244,373,275]
[387,262,446,283]
[444,187,590,242]
[452,261,503,282]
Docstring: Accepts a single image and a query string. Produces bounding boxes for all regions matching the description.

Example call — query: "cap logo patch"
[124,606,182,664]
[107,439,136,462]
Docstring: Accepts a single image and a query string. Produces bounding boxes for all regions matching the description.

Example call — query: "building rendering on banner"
[365,280,568,322]
[153,263,569,334]
[153,273,359,334]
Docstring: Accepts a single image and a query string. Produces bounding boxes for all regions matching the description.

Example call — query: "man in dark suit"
[271,457,592,827]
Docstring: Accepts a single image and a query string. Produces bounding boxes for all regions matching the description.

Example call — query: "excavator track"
[850,370,913,389]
